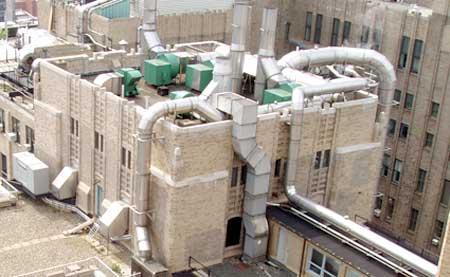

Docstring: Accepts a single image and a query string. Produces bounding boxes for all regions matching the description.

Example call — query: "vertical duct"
[141,0,165,55]
[255,8,278,103]
[230,2,251,94]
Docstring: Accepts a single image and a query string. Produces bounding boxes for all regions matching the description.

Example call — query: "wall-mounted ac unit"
[13,152,49,196]
[431,238,440,246]
[7,132,17,142]
[373,209,381,218]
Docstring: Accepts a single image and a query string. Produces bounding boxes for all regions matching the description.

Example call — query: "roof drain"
[133,98,223,261]
[215,92,271,258]
[275,47,437,277]
[230,2,251,94]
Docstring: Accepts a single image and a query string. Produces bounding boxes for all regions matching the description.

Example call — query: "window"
[372,28,382,50]
[314,151,322,169]
[410,39,423,73]
[314,14,323,44]
[387,197,395,219]
[70,117,79,137]
[424,132,434,148]
[25,126,34,153]
[375,195,383,210]
[431,102,440,118]
[399,123,409,139]
[240,165,247,185]
[398,36,410,69]
[416,169,426,193]
[307,248,340,277]
[346,269,363,277]
[305,12,313,41]
[274,159,281,177]
[121,147,132,169]
[0,108,4,132]
[231,167,238,187]
[225,217,242,247]
[404,93,414,110]
[392,159,402,183]
[394,89,402,103]
[94,131,104,152]
[342,21,351,44]
[330,18,340,46]
[127,150,131,169]
[435,220,444,238]
[408,208,419,231]
[388,119,397,135]
[323,150,331,167]
[440,179,450,206]
[1,153,7,177]
[11,117,20,144]
[360,25,370,44]
[381,154,390,177]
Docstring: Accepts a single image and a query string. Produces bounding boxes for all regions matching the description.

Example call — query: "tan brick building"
[250,0,450,262]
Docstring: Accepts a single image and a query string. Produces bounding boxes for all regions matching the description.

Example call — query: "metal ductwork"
[276,47,437,276]
[230,2,251,94]
[134,97,223,261]
[255,8,278,102]
[141,0,166,55]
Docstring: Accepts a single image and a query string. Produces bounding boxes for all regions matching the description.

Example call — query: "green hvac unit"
[169,90,194,100]
[144,59,172,86]
[116,68,142,97]
[278,82,301,93]
[262,89,292,104]
[96,0,130,19]
[185,64,213,91]
[157,53,180,78]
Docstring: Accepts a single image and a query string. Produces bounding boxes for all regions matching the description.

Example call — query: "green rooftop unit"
[169,90,194,100]
[158,53,180,78]
[185,64,213,91]
[263,89,292,104]
[278,82,301,93]
[144,59,172,86]
[116,68,142,97]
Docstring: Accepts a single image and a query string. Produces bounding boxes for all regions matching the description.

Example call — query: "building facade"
[251,0,450,261]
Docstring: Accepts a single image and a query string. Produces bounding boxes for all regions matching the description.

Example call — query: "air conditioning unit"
[7,132,17,142]
[373,209,382,218]
[432,238,440,246]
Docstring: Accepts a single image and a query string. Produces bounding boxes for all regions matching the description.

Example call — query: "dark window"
[398,36,410,69]
[330,18,340,46]
[394,89,402,103]
[360,25,370,44]
[274,159,281,177]
[70,117,79,137]
[127,150,131,169]
[381,154,390,177]
[416,169,426,193]
[431,102,440,118]
[314,151,322,169]
[25,126,34,153]
[399,123,409,139]
[0,108,4,132]
[11,117,20,144]
[424,132,434,148]
[372,28,382,50]
[388,119,396,135]
[231,167,238,187]
[121,147,126,166]
[392,159,402,183]
[95,131,104,152]
[435,220,444,238]
[408,208,419,231]
[387,197,395,219]
[240,165,247,185]
[1,153,7,177]
[342,21,351,44]
[404,93,414,110]
[305,12,313,41]
[375,196,383,210]
[440,180,450,206]
[225,217,242,247]
[314,14,323,44]
[323,150,330,167]
[411,39,423,73]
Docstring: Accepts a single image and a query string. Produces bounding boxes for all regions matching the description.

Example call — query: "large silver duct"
[230,2,251,94]
[134,98,223,260]
[141,0,165,54]
[278,47,437,276]
[255,8,278,102]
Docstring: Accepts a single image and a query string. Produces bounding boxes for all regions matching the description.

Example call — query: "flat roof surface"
[158,0,232,15]
[266,206,400,277]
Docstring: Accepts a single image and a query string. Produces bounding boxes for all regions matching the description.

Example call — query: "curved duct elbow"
[261,58,288,87]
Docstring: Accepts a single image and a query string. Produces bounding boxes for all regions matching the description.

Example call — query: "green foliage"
[0,28,6,40]
[111,263,122,275]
